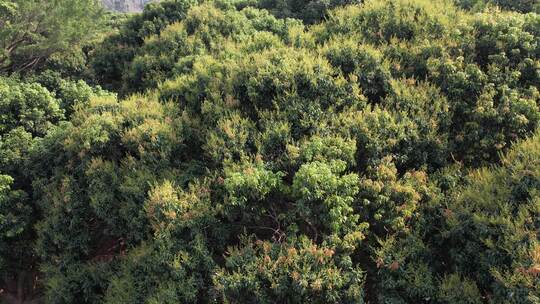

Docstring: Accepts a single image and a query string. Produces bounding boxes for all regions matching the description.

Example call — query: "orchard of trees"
[0,0,539,303]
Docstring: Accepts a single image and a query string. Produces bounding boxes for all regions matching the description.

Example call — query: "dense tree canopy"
[0,0,539,303]
[0,0,104,73]
[0,74,111,302]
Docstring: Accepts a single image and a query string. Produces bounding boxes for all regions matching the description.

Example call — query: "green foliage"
[0,0,104,73]
[439,274,483,304]
[215,237,365,303]
[322,39,392,102]
[316,0,456,44]
[292,161,362,238]
[224,159,284,207]
[455,0,540,13]
[376,131,540,303]
[443,132,540,302]
[125,4,300,96]
[253,0,360,24]
[357,157,428,234]
[29,70,115,116]
[0,76,63,136]
[0,174,29,271]
[2,0,540,302]
[0,74,111,302]
[90,0,198,92]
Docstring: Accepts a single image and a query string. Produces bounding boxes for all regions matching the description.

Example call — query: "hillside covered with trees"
[1,0,539,303]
